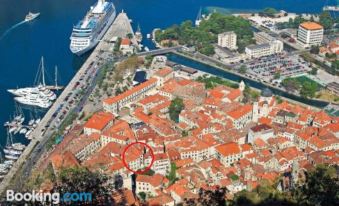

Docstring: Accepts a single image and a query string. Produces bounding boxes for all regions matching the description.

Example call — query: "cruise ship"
[70,0,116,55]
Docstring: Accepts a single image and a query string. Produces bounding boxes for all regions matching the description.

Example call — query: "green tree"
[274,72,281,79]
[310,45,320,54]
[169,97,184,122]
[138,192,147,201]
[243,85,259,103]
[199,44,215,56]
[293,165,339,206]
[282,78,301,92]
[126,33,133,39]
[319,11,334,31]
[54,167,112,205]
[262,7,278,17]
[166,163,177,185]
[331,60,339,74]
[300,81,318,98]
[185,187,228,206]
[310,67,318,75]
[239,65,247,74]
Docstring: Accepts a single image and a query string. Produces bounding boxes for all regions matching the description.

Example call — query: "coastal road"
[0,11,136,196]
[137,46,183,56]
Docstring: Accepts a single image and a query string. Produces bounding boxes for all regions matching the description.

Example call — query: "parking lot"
[241,53,312,83]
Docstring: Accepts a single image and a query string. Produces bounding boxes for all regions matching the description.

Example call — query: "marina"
[0,8,133,193]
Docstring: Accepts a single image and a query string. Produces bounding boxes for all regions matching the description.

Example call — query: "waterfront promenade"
[0,11,135,196]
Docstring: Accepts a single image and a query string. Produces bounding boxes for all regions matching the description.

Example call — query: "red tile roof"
[227,104,253,120]
[103,78,157,105]
[215,142,241,157]
[84,112,114,131]
[300,22,323,30]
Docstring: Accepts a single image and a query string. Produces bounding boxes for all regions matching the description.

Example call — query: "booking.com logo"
[6,190,92,204]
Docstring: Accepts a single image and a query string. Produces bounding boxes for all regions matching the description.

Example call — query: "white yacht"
[15,95,51,108]
[25,12,40,22]
[70,0,116,55]
[8,85,56,101]
[8,57,57,108]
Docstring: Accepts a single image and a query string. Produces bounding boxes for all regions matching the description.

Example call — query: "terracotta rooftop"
[215,142,241,157]
[300,22,323,30]
[103,78,157,105]
[84,112,114,131]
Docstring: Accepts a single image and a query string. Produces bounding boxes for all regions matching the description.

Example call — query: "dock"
[0,11,136,196]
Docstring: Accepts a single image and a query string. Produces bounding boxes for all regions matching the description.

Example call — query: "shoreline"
[0,11,135,196]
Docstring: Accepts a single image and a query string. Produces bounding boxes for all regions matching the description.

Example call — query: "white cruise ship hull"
[70,3,116,56]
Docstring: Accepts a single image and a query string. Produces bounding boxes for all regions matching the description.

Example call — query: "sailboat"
[135,24,143,43]
[195,7,203,26]
[8,57,56,108]
[4,131,24,160]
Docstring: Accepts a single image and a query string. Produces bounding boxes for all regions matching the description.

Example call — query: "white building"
[247,124,274,144]
[245,40,283,59]
[103,78,158,114]
[297,22,324,48]
[218,31,237,50]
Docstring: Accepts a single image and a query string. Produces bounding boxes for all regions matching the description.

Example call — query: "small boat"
[4,160,14,167]
[144,47,149,52]
[5,154,19,160]
[146,34,151,39]
[25,130,32,138]
[4,149,22,156]
[28,119,35,126]
[12,143,26,151]
[19,128,27,134]
[25,12,40,22]
[35,118,41,124]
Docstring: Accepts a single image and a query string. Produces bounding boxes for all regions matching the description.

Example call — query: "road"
[137,46,183,56]
[0,11,135,196]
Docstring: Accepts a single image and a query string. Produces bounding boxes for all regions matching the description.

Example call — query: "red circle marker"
[121,141,155,174]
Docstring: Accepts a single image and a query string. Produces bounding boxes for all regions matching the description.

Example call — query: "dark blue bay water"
[0,0,336,147]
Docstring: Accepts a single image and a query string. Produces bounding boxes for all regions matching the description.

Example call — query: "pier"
[0,11,136,196]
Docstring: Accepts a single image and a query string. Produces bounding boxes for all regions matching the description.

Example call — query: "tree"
[156,13,254,54]
[262,7,278,17]
[319,11,334,31]
[199,44,215,56]
[138,192,147,201]
[113,174,123,190]
[169,97,184,122]
[282,78,300,92]
[54,167,113,205]
[293,165,339,206]
[331,60,339,74]
[166,163,177,185]
[239,65,247,74]
[274,72,281,79]
[310,67,318,75]
[184,187,228,206]
[243,85,259,103]
[142,169,155,176]
[310,45,320,54]
[126,33,133,39]
[300,81,318,98]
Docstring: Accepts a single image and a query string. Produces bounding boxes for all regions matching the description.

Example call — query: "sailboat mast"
[41,56,46,87]
[55,66,58,90]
